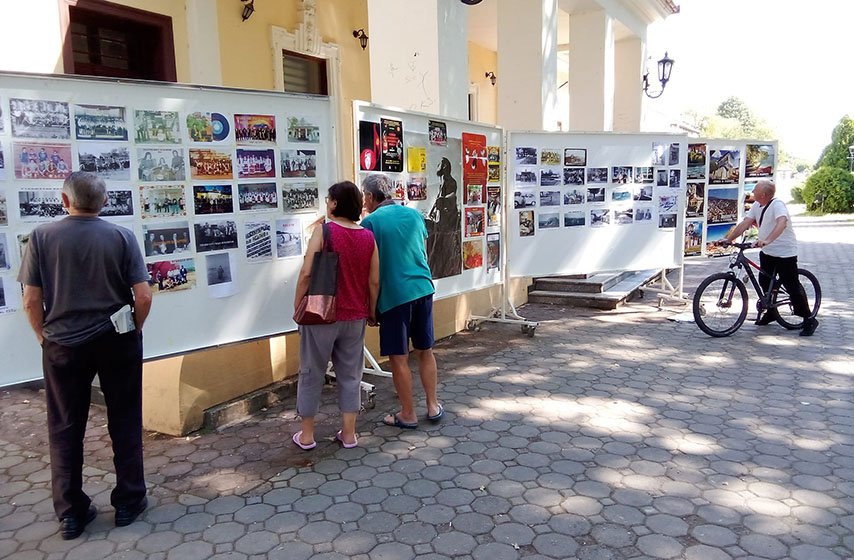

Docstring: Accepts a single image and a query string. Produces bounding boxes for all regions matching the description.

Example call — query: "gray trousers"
[297,319,366,417]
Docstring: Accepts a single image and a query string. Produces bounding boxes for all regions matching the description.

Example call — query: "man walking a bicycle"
[720,180,818,336]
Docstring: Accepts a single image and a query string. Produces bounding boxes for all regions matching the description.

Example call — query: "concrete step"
[528,269,660,309]
[532,271,633,294]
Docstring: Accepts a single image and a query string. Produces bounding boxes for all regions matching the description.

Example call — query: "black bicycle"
[692,241,821,337]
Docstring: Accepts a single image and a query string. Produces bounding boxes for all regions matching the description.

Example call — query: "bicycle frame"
[723,245,781,312]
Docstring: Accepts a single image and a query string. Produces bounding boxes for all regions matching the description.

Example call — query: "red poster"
[462,132,487,204]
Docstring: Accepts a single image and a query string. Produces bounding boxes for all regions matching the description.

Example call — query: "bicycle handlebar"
[715,240,754,250]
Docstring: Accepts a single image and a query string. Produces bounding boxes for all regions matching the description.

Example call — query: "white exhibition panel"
[353,102,503,301]
[0,73,335,386]
[506,132,688,278]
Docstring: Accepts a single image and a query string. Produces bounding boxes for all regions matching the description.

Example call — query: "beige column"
[568,9,614,131]
[186,0,223,85]
[613,36,644,131]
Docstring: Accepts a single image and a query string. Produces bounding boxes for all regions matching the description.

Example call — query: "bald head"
[754,180,776,205]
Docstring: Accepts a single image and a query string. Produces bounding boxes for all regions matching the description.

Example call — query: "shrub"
[790,186,804,204]
[801,166,854,213]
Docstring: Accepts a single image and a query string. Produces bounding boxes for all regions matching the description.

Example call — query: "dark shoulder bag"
[759,198,776,228]
[293,222,338,325]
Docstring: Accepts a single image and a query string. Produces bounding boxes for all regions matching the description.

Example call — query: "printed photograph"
[236,148,275,179]
[587,187,605,203]
[633,184,653,202]
[137,148,185,181]
[564,211,585,227]
[187,112,230,142]
[514,190,536,209]
[586,167,608,184]
[590,209,610,227]
[686,182,705,217]
[659,213,677,228]
[519,210,535,237]
[0,140,5,180]
[281,149,316,178]
[538,212,560,229]
[465,207,485,237]
[706,223,736,255]
[235,114,277,144]
[563,148,587,167]
[408,177,428,201]
[658,194,678,213]
[540,190,561,207]
[564,188,584,205]
[282,184,319,212]
[10,98,70,139]
[78,143,130,181]
[709,149,741,184]
[142,221,191,257]
[193,184,234,215]
[408,146,426,174]
[669,143,680,166]
[134,110,180,143]
[428,120,447,146]
[634,207,653,222]
[467,184,484,205]
[462,239,483,270]
[635,166,654,183]
[392,178,406,201]
[540,149,562,166]
[688,143,706,180]
[0,190,6,226]
[652,142,667,166]
[515,147,537,166]
[488,146,500,165]
[147,258,195,295]
[540,169,561,186]
[287,116,320,143]
[0,280,5,309]
[487,186,500,226]
[746,144,775,178]
[614,209,634,225]
[515,169,537,186]
[612,189,631,202]
[17,232,31,261]
[74,104,127,141]
[612,166,632,184]
[563,168,585,186]
[0,232,9,270]
[669,169,682,189]
[707,187,739,224]
[275,217,303,258]
[195,219,239,253]
[486,233,500,271]
[245,221,273,262]
[685,221,703,255]
[238,182,278,211]
[100,189,133,218]
[14,142,72,180]
[206,252,233,286]
[656,169,668,186]
[488,164,501,183]
[189,148,233,180]
[140,185,186,219]
[359,120,380,171]
[19,189,66,220]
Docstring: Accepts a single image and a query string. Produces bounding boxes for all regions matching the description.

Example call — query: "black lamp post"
[353,29,369,50]
[642,52,674,99]
[241,0,255,21]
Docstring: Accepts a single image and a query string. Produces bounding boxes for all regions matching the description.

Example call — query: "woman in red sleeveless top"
[293,181,379,449]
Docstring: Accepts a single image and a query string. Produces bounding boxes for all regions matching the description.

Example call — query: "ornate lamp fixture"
[642,52,674,99]
[485,72,496,86]
[241,0,255,22]
[353,29,369,50]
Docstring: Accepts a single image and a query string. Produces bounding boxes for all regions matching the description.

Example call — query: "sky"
[645,0,854,163]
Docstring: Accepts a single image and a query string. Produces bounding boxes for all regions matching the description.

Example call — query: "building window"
[60,0,177,82]
[282,51,328,95]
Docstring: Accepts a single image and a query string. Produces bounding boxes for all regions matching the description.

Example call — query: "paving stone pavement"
[1,219,853,559]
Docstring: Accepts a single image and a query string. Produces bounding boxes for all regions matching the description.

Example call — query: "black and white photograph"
[206,253,239,299]
[142,221,191,257]
[78,143,130,181]
[614,209,634,225]
[0,232,9,270]
[193,185,234,215]
[10,98,70,139]
[245,221,273,262]
[282,184,319,212]
[635,207,653,222]
[280,149,317,178]
[633,184,653,202]
[564,211,585,227]
[0,190,7,226]
[563,148,587,167]
[540,169,561,186]
[195,219,239,253]
[513,190,536,209]
[134,110,180,143]
[587,187,605,203]
[564,188,584,205]
[656,169,668,186]
[515,147,537,166]
[563,167,585,186]
[519,210,534,237]
[275,217,303,258]
[538,212,560,229]
[18,189,66,220]
[612,166,632,184]
[286,116,319,143]
[140,185,186,219]
[586,167,608,184]
[612,189,631,202]
[659,213,677,228]
[0,278,6,309]
[137,148,185,181]
[590,209,611,227]
[74,104,127,141]
[669,169,682,189]
[669,142,680,166]
[686,182,705,218]
[238,182,278,211]
[539,190,561,207]
[515,169,537,186]
[652,142,667,166]
[540,149,562,166]
[635,166,654,183]
[100,189,134,217]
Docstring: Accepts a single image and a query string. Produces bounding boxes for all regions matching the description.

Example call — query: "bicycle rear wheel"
[693,272,749,337]
[775,268,821,329]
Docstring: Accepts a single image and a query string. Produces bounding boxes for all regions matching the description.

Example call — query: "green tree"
[815,115,854,170]
[801,166,854,213]
[717,97,756,133]
[691,96,776,140]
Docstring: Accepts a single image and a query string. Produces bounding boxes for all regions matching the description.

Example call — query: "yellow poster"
[407,147,427,172]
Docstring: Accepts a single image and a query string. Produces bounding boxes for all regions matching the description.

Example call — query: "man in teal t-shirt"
[361,174,443,429]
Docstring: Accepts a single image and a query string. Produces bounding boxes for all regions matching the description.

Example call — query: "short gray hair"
[361,174,392,202]
[755,179,776,197]
[63,171,106,213]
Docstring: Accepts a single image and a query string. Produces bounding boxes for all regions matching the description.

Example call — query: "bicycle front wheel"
[775,268,821,330]
[693,272,749,337]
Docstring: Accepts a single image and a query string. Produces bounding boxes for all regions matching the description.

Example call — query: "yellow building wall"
[468,41,498,125]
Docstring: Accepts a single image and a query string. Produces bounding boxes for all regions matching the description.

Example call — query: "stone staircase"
[527,269,662,310]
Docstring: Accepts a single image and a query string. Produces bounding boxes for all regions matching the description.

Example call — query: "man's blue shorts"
[378,294,434,356]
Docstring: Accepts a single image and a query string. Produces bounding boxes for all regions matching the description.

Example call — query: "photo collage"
[0,93,325,304]
[512,142,685,238]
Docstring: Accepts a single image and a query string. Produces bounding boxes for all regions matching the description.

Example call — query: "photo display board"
[506,132,687,278]
[684,139,778,256]
[353,101,504,299]
[0,72,335,386]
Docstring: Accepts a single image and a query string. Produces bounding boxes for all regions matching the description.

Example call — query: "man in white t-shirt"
[722,180,817,336]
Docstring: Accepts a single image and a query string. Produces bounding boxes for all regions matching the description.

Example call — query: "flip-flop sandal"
[336,430,359,448]
[292,431,316,450]
[382,413,418,430]
[427,405,445,422]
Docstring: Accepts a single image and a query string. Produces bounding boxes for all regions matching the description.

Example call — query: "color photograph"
[612,166,632,184]
[77,143,130,181]
[235,114,276,144]
[563,168,585,186]
[586,167,608,184]
[488,164,500,183]
[287,116,320,143]
[189,148,233,180]
[745,144,775,177]
[564,188,584,205]
[706,223,736,255]
[245,221,273,262]
[100,189,134,218]
[428,120,447,146]
[359,120,380,171]
[134,110,180,143]
[236,148,275,179]
[238,182,278,211]
[658,194,678,213]
[195,219,239,252]
[590,209,610,227]
[707,187,739,223]
[519,210,534,236]
[466,184,483,205]
[281,149,316,178]
[686,183,705,218]
[564,211,585,227]
[465,207,485,237]
[140,185,187,219]
[187,112,229,142]
[193,184,234,215]
[563,148,587,167]
[486,186,500,226]
[142,221,191,257]
[612,189,631,202]
[685,220,703,255]
[275,217,303,258]
[282,184,319,212]
[10,98,70,139]
[14,143,72,180]
[709,149,741,184]
[408,177,428,201]
[74,104,127,141]
[137,148,185,181]
[688,143,706,180]
[486,233,500,271]
[540,149,562,166]
[462,239,483,269]
[538,212,560,229]
[147,258,195,295]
